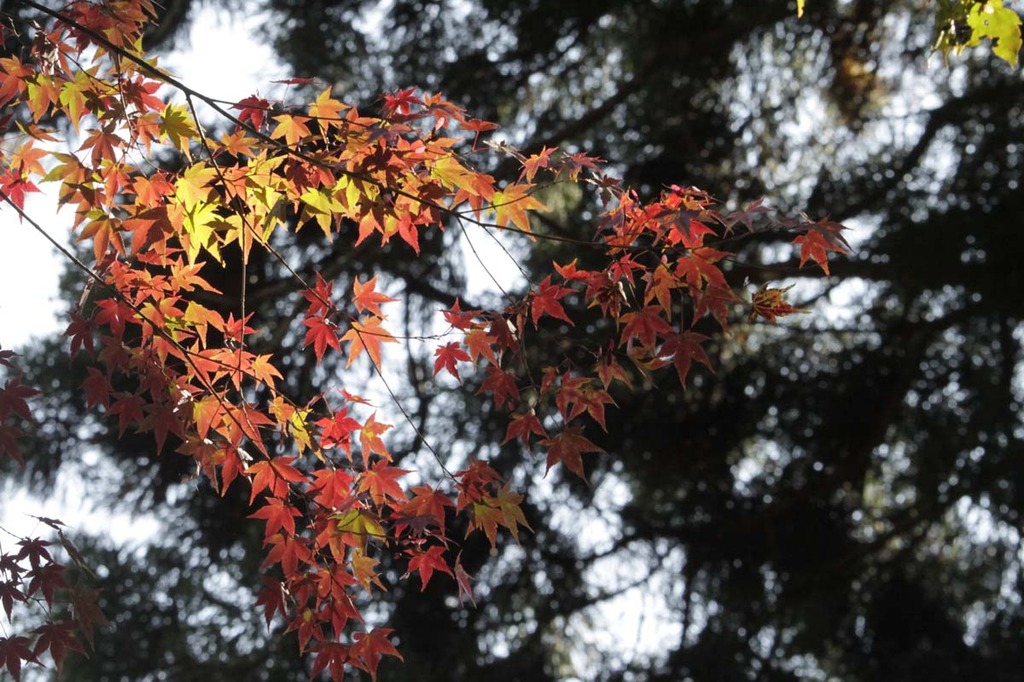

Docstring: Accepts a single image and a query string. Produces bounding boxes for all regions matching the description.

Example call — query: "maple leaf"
[406,545,453,590]
[0,634,36,682]
[350,628,403,682]
[396,485,455,535]
[107,392,144,437]
[478,365,521,409]
[309,468,354,509]
[555,378,616,431]
[270,114,312,146]
[491,183,548,234]
[247,456,306,504]
[288,607,324,653]
[26,563,68,606]
[619,305,673,350]
[359,412,392,466]
[432,154,483,195]
[674,248,729,290]
[302,273,336,317]
[231,94,271,129]
[0,170,40,211]
[255,577,288,627]
[560,151,605,180]
[792,219,850,275]
[596,354,633,390]
[520,145,556,182]
[0,377,39,422]
[642,263,680,317]
[32,620,84,675]
[16,537,52,570]
[464,327,498,366]
[159,103,197,157]
[503,409,548,447]
[357,460,409,507]
[433,342,472,381]
[303,316,342,364]
[667,217,717,249]
[341,316,398,368]
[333,508,386,546]
[316,408,361,457]
[308,87,347,125]
[442,299,481,330]
[749,284,808,323]
[263,533,314,576]
[352,275,396,316]
[530,276,574,327]
[248,497,303,539]
[69,587,107,650]
[540,427,604,478]
[382,87,422,116]
[723,197,770,233]
[350,548,386,594]
[472,484,532,545]
[661,331,715,387]
[0,580,27,620]
[310,642,350,681]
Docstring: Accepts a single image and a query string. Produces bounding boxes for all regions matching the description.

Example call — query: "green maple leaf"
[968,0,1022,67]
[160,103,198,157]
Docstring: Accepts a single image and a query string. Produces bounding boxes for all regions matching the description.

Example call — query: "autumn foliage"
[0,1,848,679]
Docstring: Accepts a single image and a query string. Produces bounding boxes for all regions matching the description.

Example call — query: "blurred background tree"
[2,0,1023,679]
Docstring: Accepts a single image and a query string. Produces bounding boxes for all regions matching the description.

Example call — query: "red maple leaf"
[230,94,271,130]
[302,273,335,317]
[396,485,455,535]
[478,366,520,409]
[503,409,547,447]
[350,628,403,682]
[661,331,714,388]
[309,468,354,509]
[433,342,472,381]
[406,545,453,590]
[619,305,672,350]
[539,427,604,478]
[357,460,409,507]
[310,641,350,681]
[32,620,84,675]
[382,87,421,116]
[530,276,574,327]
[247,456,306,504]
[352,275,396,316]
[0,170,39,211]
[248,497,302,539]
[303,316,341,364]
[316,408,360,456]
[254,576,288,627]
[442,299,481,330]
[0,377,38,421]
[0,634,36,681]
[793,219,850,275]
[359,412,392,466]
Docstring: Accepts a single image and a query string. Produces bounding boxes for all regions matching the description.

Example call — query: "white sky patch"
[160,6,289,123]
[0,186,71,349]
